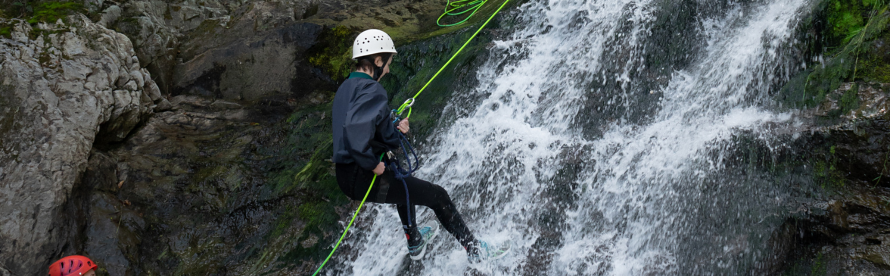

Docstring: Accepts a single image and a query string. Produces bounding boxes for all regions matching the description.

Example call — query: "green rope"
[437,0,488,27]
[398,0,512,118]
[312,1,511,274]
[311,155,383,276]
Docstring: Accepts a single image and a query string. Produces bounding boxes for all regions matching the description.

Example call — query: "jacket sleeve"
[375,86,401,149]
[344,87,390,171]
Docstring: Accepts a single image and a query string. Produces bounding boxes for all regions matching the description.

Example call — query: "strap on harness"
[386,130,421,226]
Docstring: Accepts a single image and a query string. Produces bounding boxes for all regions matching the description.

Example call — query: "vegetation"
[814,146,846,189]
[1,1,84,24]
[0,22,11,39]
[28,1,83,24]
[306,25,356,82]
[778,0,890,111]
[828,0,888,43]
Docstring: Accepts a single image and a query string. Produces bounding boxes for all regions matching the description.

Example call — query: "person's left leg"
[380,174,476,250]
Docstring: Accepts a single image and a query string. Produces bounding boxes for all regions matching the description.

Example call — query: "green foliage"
[307,25,355,82]
[3,1,84,25]
[827,0,866,44]
[777,1,889,110]
[28,1,83,24]
[0,24,11,39]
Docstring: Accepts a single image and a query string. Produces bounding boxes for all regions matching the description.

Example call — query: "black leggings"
[335,163,475,249]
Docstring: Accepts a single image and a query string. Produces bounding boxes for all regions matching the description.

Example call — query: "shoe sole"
[409,225,440,260]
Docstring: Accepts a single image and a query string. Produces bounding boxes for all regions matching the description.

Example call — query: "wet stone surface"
[78,93,348,275]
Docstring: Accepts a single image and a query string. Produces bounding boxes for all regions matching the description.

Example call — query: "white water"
[331,0,808,275]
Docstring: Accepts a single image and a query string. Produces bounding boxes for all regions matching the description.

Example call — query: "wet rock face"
[76,92,343,275]
[0,0,511,274]
[0,17,163,275]
[772,81,890,275]
[803,82,890,185]
[102,0,457,102]
[109,0,323,102]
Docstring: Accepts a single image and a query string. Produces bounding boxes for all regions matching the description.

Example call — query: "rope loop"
[387,130,421,226]
[396,98,416,119]
[437,0,488,27]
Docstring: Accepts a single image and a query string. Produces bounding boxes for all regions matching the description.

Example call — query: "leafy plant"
[777,0,890,110]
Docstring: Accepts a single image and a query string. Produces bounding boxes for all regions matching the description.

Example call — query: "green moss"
[381,28,493,138]
[827,0,867,45]
[27,1,84,25]
[814,146,846,189]
[297,202,337,232]
[839,83,861,113]
[306,25,356,82]
[0,24,11,39]
[777,2,889,111]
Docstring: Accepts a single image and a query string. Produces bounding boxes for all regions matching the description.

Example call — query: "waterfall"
[333,0,810,275]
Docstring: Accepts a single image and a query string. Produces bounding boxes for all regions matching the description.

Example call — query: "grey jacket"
[332,72,400,171]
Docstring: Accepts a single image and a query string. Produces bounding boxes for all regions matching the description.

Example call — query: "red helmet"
[48,255,98,276]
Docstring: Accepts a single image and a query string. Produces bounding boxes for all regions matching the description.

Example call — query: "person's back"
[332,75,397,171]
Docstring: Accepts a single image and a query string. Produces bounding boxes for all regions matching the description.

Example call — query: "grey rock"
[98,5,123,28]
[0,16,157,275]
[109,0,458,99]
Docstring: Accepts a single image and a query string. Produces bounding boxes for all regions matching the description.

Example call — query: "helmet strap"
[373,55,392,81]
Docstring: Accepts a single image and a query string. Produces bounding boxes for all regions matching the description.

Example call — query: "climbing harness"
[311,1,511,275]
[387,129,422,226]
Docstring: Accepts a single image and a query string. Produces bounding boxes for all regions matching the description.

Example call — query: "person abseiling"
[48,255,98,276]
[332,29,509,263]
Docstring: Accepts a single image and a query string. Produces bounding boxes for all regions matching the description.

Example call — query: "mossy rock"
[27,1,84,24]
[0,21,12,38]
[776,2,890,112]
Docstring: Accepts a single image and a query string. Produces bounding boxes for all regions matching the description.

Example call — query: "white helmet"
[352,29,397,60]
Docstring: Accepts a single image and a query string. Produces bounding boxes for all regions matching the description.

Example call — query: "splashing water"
[331,0,809,275]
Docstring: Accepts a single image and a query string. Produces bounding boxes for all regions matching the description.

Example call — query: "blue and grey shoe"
[467,239,511,264]
[407,225,439,260]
